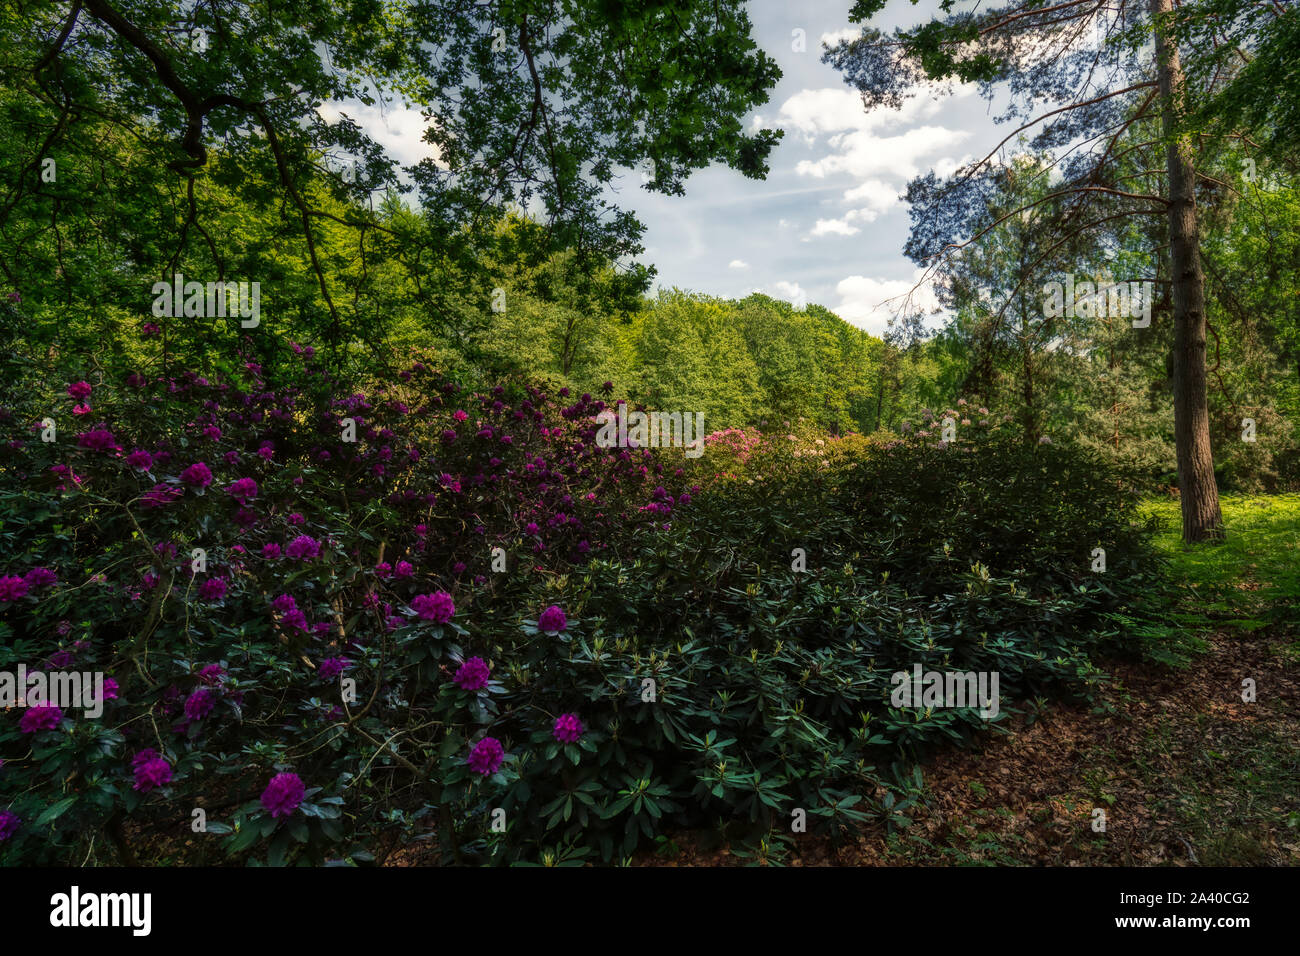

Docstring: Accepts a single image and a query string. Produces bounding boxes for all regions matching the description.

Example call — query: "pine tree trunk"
[1150,0,1223,542]
[1021,309,1037,446]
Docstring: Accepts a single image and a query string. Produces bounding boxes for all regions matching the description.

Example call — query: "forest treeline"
[1,2,1298,498]
[3,121,1297,492]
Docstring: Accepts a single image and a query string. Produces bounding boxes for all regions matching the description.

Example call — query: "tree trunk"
[874,356,885,432]
[1020,307,1037,446]
[1151,0,1223,542]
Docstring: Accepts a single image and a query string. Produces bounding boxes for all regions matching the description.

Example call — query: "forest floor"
[634,494,1300,867]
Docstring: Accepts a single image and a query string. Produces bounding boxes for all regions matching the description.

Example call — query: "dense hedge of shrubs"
[0,357,1164,866]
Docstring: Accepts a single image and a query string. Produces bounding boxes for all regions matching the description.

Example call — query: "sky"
[332,1,1010,337]
[620,0,1006,335]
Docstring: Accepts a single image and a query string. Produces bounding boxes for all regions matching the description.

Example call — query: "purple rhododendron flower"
[102,677,119,701]
[262,542,282,559]
[198,578,228,601]
[271,593,297,613]
[411,591,455,623]
[67,381,92,400]
[285,534,320,561]
[0,576,27,602]
[46,649,75,669]
[260,772,306,818]
[183,688,215,721]
[198,664,226,685]
[281,609,308,632]
[23,567,57,589]
[318,657,350,681]
[180,462,213,487]
[225,477,258,503]
[453,656,490,691]
[125,448,153,470]
[133,756,173,792]
[553,713,584,743]
[538,605,568,634]
[77,429,117,452]
[0,810,19,842]
[19,705,63,733]
[393,560,413,578]
[467,737,505,776]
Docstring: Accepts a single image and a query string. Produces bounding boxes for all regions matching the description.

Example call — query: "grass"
[1140,493,1300,634]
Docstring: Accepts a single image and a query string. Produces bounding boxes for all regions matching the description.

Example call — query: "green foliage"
[475,414,1166,861]
[0,353,1165,865]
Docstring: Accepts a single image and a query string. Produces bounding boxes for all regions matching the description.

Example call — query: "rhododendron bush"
[0,349,700,865]
[0,348,1164,866]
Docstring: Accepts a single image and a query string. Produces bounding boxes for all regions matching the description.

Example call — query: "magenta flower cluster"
[225,477,258,503]
[180,461,213,488]
[260,772,306,818]
[285,534,320,561]
[538,604,568,633]
[453,656,491,691]
[131,749,173,792]
[184,687,216,721]
[18,705,63,734]
[467,737,505,775]
[411,591,455,623]
[318,657,350,681]
[198,577,228,601]
[0,576,28,602]
[552,713,584,743]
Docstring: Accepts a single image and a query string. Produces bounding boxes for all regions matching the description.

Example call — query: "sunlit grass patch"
[1140,494,1300,631]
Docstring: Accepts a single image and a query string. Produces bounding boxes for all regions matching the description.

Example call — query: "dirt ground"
[628,626,1300,866]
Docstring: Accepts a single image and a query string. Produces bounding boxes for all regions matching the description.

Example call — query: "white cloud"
[772,280,808,309]
[318,99,443,169]
[728,259,750,270]
[796,125,969,180]
[770,89,876,138]
[811,218,860,237]
[819,28,861,48]
[932,153,976,179]
[843,179,900,212]
[833,271,943,336]
[809,204,891,237]
[768,86,968,140]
